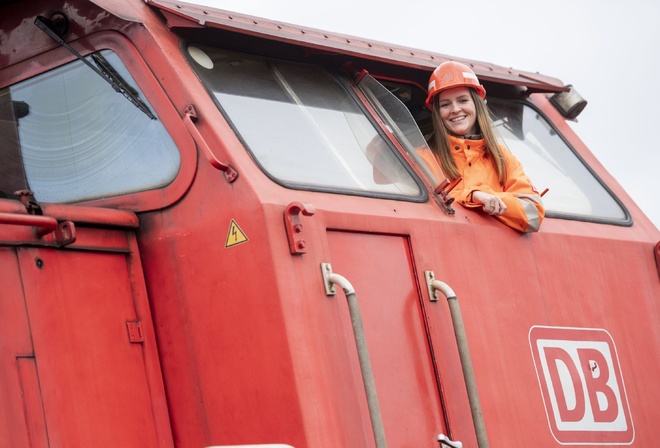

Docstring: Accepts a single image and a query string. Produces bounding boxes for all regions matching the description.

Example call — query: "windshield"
[186,45,423,199]
[1,50,180,203]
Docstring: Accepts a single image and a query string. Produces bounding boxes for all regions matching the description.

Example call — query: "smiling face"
[437,87,478,136]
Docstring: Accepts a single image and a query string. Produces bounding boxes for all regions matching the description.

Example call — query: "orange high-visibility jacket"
[418,135,544,233]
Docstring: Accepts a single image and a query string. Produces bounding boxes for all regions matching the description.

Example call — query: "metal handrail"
[322,263,387,448]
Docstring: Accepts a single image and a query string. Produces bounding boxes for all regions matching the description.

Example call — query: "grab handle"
[183,104,238,183]
[0,212,76,246]
[426,271,489,448]
[437,433,463,448]
[322,263,387,448]
[0,212,58,236]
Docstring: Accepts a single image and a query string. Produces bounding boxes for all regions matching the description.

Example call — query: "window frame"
[0,31,196,212]
[182,42,428,203]
[490,96,631,226]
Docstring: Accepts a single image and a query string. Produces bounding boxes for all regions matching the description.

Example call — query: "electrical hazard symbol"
[225,219,248,248]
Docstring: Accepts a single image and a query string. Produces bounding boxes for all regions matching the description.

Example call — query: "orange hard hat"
[425,61,486,109]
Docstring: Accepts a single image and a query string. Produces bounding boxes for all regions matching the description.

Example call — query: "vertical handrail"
[428,275,489,448]
[182,104,238,183]
[321,263,387,448]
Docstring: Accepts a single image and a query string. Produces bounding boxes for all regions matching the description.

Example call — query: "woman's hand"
[472,191,507,216]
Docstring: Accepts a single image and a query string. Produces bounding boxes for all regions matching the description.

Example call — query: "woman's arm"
[459,148,544,232]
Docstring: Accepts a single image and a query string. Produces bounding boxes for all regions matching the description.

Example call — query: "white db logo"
[529,326,634,444]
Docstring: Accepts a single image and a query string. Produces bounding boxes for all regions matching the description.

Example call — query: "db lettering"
[543,346,618,425]
[529,326,634,444]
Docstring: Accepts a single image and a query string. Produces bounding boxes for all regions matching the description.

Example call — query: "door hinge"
[126,321,144,343]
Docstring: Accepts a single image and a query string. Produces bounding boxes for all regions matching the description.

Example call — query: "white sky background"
[182,0,660,230]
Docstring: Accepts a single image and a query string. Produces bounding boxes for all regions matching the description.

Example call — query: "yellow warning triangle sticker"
[225,219,249,248]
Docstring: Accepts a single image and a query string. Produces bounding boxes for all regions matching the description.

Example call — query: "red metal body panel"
[326,231,449,446]
[1,0,659,447]
[0,218,173,446]
[0,254,38,447]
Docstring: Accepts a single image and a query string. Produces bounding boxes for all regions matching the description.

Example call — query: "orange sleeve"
[450,147,544,233]
[493,147,545,232]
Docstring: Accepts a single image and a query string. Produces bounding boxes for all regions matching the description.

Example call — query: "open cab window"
[186,41,626,224]
[186,44,424,200]
[357,74,444,188]
[0,49,180,204]
[373,79,628,225]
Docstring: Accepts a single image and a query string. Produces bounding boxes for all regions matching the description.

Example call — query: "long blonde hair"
[430,89,507,185]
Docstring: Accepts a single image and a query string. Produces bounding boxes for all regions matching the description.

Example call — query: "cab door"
[326,230,453,447]
[0,201,173,447]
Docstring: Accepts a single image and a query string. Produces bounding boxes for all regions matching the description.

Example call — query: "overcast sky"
[182,0,659,230]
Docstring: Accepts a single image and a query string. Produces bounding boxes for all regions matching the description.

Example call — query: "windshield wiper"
[35,15,156,120]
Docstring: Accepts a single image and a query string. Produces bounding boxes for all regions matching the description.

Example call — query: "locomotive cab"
[1,1,658,447]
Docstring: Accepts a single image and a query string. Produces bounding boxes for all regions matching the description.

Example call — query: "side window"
[0,50,180,203]
[185,45,423,200]
[488,99,627,223]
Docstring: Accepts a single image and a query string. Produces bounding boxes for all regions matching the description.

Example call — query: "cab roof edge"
[145,0,566,92]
